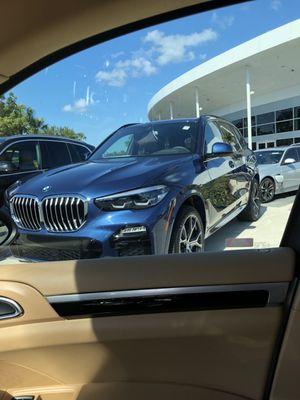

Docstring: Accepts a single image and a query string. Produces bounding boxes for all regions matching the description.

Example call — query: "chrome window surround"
[47,282,289,306]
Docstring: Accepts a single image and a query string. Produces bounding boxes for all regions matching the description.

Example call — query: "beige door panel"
[0,248,294,296]
[0,281,60,327]
[0,247,295,399]
[270,282,300,400]
[0,308,282,399]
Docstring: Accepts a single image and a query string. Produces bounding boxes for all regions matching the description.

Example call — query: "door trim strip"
[47,282,289,319]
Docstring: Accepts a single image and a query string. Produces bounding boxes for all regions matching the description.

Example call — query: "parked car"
[255,145,300,202]
[0,135,94,207]
[7,116,260,261]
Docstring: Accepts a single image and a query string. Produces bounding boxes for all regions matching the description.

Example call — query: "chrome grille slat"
[11,196,42,231]
[11,195,87,233]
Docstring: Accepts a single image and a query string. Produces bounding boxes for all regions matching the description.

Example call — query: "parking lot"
[206,193,295,251]
[0,193,296,265]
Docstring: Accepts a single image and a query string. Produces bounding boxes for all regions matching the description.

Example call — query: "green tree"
[0,92,86,141]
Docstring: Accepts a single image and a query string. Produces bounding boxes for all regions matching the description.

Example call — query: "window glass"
[0,141,39,172]
[294,107,300,119]
[41,141,72,169]
[1,0,299,263]
[255,150,283,165]
[294,137,300,143]
[92,122,198,159]
[232,119,243,129]
[217,122,242,152]
[68,144,91,162]
[257,124,275,136]
[257,112,274,125]
[276,120,293,133]
[204,121,222,153]
[243,116,256,127]
[283,148,299,163]
[294,119,300,131]
[277,139,294,147]
[102,134,134,158]
[267,142,275,148]
[276,108,293,121]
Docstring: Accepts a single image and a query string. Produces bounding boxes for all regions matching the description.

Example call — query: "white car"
[255,145,300,202]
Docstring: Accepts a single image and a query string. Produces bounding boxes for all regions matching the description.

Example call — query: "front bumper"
[10,195,174,261]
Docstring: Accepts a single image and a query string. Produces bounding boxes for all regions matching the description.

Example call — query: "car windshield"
[90,122,198,159]
[255,150,284,165]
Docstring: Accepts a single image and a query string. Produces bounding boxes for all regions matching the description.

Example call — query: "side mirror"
[206,142,234,158]
[0,161,15,173]
[283,158,296,165]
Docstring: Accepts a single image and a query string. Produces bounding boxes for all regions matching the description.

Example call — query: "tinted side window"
[204,121,223,153]
[68,144,91,162]
[0,141,40,172]
[283,148,299,162]
[217,122,242,152]
[41,141,71,169]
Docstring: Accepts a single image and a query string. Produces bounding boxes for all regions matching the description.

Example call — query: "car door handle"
[229,160,235,168]
[0,297,23,320]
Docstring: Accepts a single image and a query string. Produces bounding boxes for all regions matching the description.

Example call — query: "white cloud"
[270,0,282,10]
[144,28,217,66]
[95,68,127,87]
[63,86,95,113]
[211,12,235,29]
[95,56,156,87]
[95,28,217,87]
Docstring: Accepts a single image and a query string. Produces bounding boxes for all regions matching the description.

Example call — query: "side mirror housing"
[206,142,234,158]
[283,158,296,165]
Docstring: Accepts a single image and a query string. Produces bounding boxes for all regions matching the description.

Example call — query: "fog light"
[119,226,147,235]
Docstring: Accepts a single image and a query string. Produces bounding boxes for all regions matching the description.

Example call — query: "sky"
[11,0,300,146]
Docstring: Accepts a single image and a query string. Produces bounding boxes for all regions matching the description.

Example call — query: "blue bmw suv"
[7,116,260,261]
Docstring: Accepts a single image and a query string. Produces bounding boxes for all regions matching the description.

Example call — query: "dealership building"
[148,19,300,150]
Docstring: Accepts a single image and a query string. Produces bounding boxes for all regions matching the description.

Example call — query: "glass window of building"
[232,119,243,129]
[257,112,275,125]
[257,123,275,136]
[277,139,294,147]
[276,108,293,121]
[294,119,300,131]
[294,107,300,119]
[276,120,293,133]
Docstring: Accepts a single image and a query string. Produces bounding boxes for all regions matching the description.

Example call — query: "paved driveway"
[206,193,295,251]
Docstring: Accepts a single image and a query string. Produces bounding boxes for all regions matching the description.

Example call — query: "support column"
[158,111,161,121]
[169,101,174,120]
[246,68,252,149]
[195,87,200,118]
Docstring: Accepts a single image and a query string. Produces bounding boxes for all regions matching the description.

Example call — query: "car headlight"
[95,185,169,211]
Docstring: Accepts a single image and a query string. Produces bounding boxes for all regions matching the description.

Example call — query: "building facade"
[148,19,300,150]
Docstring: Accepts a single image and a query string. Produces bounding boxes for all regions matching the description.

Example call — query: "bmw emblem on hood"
[42,185,51,193]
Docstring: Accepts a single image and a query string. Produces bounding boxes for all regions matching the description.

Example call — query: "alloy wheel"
[179,214,203,253]
[260,178,275,203]
[251,181,261,218]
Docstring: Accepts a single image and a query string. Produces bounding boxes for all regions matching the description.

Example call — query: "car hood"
[257,163,280,178]
[13,156,195,198]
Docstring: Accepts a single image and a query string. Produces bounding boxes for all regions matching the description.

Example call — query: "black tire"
[260,177,275,203]
[238,179,261,221]
[170,205,205,253]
